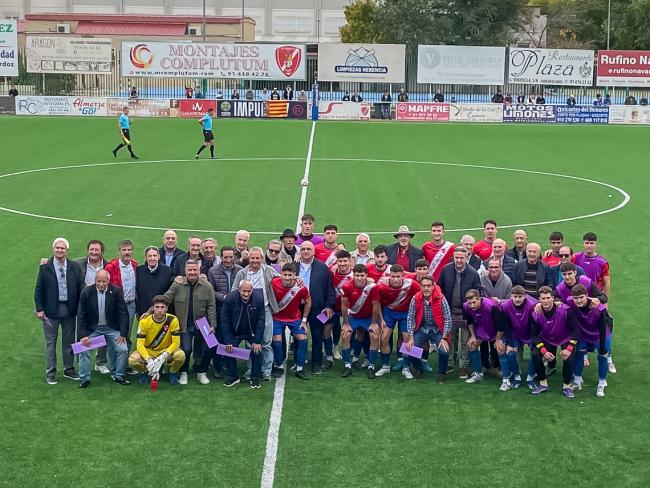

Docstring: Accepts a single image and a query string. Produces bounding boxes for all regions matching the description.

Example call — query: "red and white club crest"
[276,46,302,77]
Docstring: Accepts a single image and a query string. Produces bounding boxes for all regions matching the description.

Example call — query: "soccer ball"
[301,178,309,187]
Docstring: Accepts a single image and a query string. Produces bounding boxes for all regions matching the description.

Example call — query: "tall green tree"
[340,0,528,51]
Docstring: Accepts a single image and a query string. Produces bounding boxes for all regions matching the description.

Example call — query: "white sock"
[607,356,614,364]
[296,366,303,372]
[326,355,333,361]
[574,375,583,384]
[598,379,607,387]
[526,375,534,381]
[344,362,351,368]
[514,375,522,381]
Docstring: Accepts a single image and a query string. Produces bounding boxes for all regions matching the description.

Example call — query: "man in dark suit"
[158,230,185,269]
[136,246,174,317]
[283,85,294,100]
[77,270,130,388]
[34,237,85,385]
[386,225,423,272]
[73,239,111,373]
[294,241,336,374]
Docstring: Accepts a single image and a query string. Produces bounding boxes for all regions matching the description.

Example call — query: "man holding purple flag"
[567,285,612,397]
[405,276,453,383]
[76,270,130,388]
[499,285,538,389]
[530,286,580,398]
[220,281,266,388]
[463,290,510,390]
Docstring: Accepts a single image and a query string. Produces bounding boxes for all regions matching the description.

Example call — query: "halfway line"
[260,120,317,488]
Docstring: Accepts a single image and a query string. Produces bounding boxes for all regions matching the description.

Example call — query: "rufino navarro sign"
[121,42,305,80]
[508,48,594,86]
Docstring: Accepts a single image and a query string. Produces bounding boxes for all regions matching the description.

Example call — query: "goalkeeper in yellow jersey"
[128,295,185,385]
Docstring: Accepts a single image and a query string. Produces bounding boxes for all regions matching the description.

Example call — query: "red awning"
[76,21,187,36]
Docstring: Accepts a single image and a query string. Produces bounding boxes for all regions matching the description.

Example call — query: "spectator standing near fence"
[567,95,576,107]
[491,90,504,103]
[352,92,363,102]
[9,85,18,97]
[397,88,408,102]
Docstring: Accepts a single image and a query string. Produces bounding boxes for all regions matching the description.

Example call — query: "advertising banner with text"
[0,19,18,76]
[555,106,609,124]
[418,45,506,85]
[449,103,503,123]
[508,48,594,86]
[121,42,306,80]
[16,96,107,116]
[596,50,650,86]
[107,98,171,117]
[26,36,112,73]
[318,101,371,120]
[608,105,650,124]
[502,104,557,123]
[317,43,405,83]
[395,103,450,122]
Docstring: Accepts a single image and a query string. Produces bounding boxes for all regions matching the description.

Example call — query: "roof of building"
[76,21,187,36]
[24,13,253,25]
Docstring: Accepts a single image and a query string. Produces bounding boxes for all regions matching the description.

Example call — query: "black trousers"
[531,345,574,384]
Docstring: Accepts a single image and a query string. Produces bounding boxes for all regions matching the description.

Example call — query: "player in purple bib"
[462,290,510,389]
[498,285,538,389]
[567,284,612,397]
[555,263,608,305]
[530,286,579,398]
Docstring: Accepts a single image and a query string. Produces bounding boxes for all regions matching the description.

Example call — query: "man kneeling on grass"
[405,276,453,383]
[129,295,185,385]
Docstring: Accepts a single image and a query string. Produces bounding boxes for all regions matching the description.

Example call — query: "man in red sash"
[422,221,456,282]
[271,264,311,380]
[340,264,381,379]
[376,265,420,378]
[314,224,344,266]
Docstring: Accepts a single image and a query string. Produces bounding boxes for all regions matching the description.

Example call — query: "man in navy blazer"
[294,241,336,373]
[76,270,130,388]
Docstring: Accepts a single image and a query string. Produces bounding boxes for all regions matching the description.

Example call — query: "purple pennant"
[72,335,107,354]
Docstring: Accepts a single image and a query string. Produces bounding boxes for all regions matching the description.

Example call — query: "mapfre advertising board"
[318,101,371,120]
[417,45,506,85]
[597,50,650,86]
[395,103,450,122]
[0,19,18,76]
[26,36,113,73]
[508,48,594,86]
[317,43,405,83]
[121,42,305,80]
[15,96,107,116]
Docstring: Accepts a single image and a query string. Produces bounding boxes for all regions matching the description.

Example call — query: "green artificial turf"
[0,116,648,486]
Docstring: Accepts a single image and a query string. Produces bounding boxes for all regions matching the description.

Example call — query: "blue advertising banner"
[556,106,609,124]
[503,104,556,123]
[217,100,266,118]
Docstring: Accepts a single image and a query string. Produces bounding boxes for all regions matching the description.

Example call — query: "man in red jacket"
[405,276,453,383]
[105,239,138,366]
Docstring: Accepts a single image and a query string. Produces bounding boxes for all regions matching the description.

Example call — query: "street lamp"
[607,0,611,49]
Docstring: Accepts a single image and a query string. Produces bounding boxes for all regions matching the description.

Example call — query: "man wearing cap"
[386,225,423,272]
[279,229,300,264]
[295,214,324,246]
[34,237,85,384]
[350,233,374,266]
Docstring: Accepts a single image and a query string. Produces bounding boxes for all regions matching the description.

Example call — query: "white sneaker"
[570,379,583,391]
[333,345,342,360]
[95,364,110,375]
[179,372,188,385]
[499,380,511,391]
[465,372,484,384]
[359,359,369,369]
[402,368,414,380]
[596,385,606,397]
[375,365,391,377]
[608,360,617,374]
[197,373,210,385]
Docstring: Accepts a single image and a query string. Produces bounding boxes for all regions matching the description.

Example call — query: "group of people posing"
[33,215,613,398]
